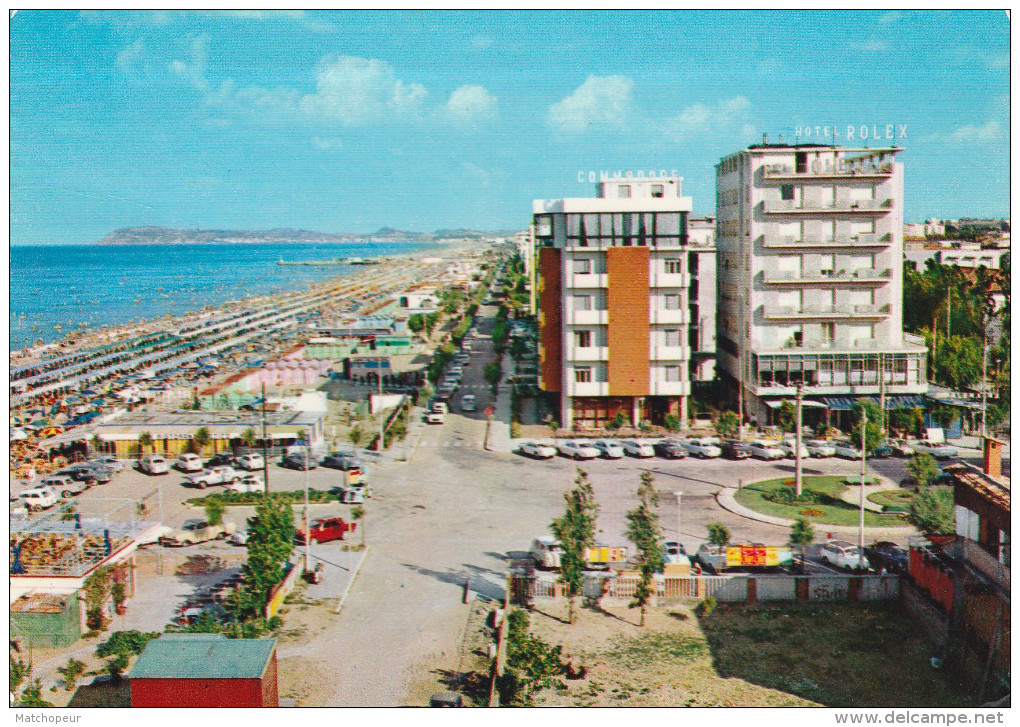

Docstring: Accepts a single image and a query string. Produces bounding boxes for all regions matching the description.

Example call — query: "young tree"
[776,401,796,433]
[137,431,153,455]
[550,469,599,625]
[545,417,560,445]
[350,505,365,547]
[241,427,258,449]
[193,426,211,456]
[624,471,663,627]
[10,655,30,696]
[204,498,225,527]
[57,658,86,692]
[909,486,955,538]
[715,411,739,439]
[789,517,815,574]
[348,426,363,450]
[228,495,296,621]
[706,522,731,547]
[906,452,940,490]
[484,361,502,395]
[851,400,883,452]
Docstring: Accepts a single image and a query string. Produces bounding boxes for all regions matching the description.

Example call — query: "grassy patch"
[867,488,915,508]
[601,631,707,668]
[734,477,908,526]
[698,601,974,708]
[186,489,338,507]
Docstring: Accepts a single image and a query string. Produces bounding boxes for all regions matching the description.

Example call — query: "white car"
[682,437,722,458]
[557,440,601,460]
[17,485,59,511]
[750,440,785,460]
[431,401,449,415]
[91,455,125,473]
[139,455,170,475]
[805,439,836,458]
[778,440,811,459]
[833,441,862,459]
[184,465,241,489]
[228,530,249,546]
[519,441,557,459]
[447,366,464,377]
[425,410,446,424]
[820,540,870,570]
[235,453,265,471]
[460,394,477,412]
[40,474,89,498]
[911,441,959,459]
[591,439,625,459]
[175,453,204,472]
[226,474,265,494]
[621,440,655,458]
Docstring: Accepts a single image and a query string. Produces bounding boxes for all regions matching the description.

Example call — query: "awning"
[824,395,928,411]
[765,399,828,409]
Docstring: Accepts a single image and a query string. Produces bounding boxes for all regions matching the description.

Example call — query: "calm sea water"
[8,241,440,351]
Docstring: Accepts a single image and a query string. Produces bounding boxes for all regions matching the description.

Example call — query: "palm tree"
[193,427,211,456]
[241,427,258,451]
[137,431,153,456]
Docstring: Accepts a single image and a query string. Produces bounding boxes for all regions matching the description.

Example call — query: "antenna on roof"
[763,133,768,144]
[778,134,783,144]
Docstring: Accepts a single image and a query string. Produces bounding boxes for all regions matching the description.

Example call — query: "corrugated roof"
[130,633,276,680]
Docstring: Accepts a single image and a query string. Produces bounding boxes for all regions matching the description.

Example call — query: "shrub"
[763,486,827,506]
[96,630,160,658]
[606,412,629,431]
[696,596,717,617]
[663,414,681,432]
[510,421,521,438]
[799,508,825,517]
[105,652,130,682]
[85,606,105,632]
[57,658,86,692]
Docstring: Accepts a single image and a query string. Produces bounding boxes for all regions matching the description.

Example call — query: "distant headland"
[97,226,507,246]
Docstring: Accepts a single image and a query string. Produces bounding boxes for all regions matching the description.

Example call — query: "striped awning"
[823,395,927,411]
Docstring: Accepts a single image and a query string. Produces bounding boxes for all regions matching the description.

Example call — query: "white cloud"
[210,10,305,21]
[311,136,343,150]
[547,75,633,133]
[470,35,493,50]
[851,39,888,52]
[168,35,210,91]
[441,85,497,121]
[116,39,145,72]
[298,56,427,123]
[461,162,490,188]
[878,11,902,25]
[664,96,751,140]
[924,120,1003,144]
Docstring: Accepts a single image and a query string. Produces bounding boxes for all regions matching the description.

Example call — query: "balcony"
[567,272,608,289]
[762,268,893,286]
[653,272,689,288]
[650,380,688,396]
[651,345,690,362]
[763,233,893,249]
[762,303,891,320]
[650,308,687,325]
[763,199,894,215]
[567,381,609,397]
[762,162,894,180]
[566,309,608,325]
[567,346,609,362]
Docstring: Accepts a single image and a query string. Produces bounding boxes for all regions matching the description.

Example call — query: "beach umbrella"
[29,419,49,429]
[10,428,28,442]
[39,427,64,438]
[27,408,43,415]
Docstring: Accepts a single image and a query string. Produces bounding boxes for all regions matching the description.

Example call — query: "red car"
[295,517,356,545]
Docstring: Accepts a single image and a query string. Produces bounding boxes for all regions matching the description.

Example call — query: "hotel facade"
[533,175,715,429]
[715,143,928,424]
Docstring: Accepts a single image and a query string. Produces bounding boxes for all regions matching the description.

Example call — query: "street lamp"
[674,491,683,546]
[858,408,868,562]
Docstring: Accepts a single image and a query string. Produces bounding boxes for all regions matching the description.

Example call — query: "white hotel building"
[715,143,928,425]
[533,175,716,429]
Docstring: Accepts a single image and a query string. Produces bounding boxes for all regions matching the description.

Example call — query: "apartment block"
[533,175,712,429]
[715,143,928,424]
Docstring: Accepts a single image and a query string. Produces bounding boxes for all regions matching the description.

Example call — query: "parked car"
[425,410,446,424]
[819,540,870,570]
[460,394,477,412]
[429,692,464,708]
[805,439,836,458]
[57,463,113,485]
[776,439,810,459]
[693,543,727,573]
[911,441,959,459]
[833,440,862,459]
[175,453,204,472]
[336,483,372,504]
[235,453,265,471]
[871,443,894,458]
[682,437,722,458]
[447,366,464,378]
[160,519,237,547]
[295,516,356,545]
[18,485,59,511]
[654,439,688,459]
[621,440,655,458]
[591,439,626,459]
[721,440,752,460]
[226,474,265,494]
[139,455,170,475]
[663,540,687,564]
[890,439,915,457]
[206,453,238,468]
[228,530,249,546]
[184,465,241,489]
[41,474,89,498]
[519,441,557,459]
[750,440,785,460]
[321,452,363,470]
[557,440,601,460]
[430,401,449,415]
[281,453,318,470]
[863,541,909,573]
[90,455,125,473]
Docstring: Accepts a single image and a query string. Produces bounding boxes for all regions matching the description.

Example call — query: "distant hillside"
[97,226,510,245]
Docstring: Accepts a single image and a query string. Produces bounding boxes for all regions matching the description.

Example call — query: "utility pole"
[674,491,683,546]
[261,382,270,493]
[794,383,804,497]
[737,349,745,441]
[858,408,867,562]
[980,326,988,438]
[303,443,310,574]
[946,284,952,339]
[878,353,886,437]
[376,370,384,453]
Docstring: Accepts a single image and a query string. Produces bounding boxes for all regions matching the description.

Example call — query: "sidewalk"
[484,352,514,453]
[715,485,917,537]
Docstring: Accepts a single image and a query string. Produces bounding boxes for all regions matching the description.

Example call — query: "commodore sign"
[795,124,907,141]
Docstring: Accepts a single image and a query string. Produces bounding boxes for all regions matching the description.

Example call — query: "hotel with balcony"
[715,143,928,425]
[533,175,715,429]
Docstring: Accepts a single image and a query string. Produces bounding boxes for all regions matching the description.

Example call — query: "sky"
[9,9,1011,246]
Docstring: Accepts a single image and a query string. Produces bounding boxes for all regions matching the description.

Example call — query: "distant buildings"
[532,174,710,428]
[715,143,928,424]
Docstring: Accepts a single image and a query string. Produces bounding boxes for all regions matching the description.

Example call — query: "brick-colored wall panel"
[606,247,649,395]
[538,248,562,392]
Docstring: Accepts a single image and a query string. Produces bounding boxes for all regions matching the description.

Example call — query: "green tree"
[545,417,560,445]
[851,400,883,452]
[137,431,153,455]
[888,408,923,438]
[906,452,940,489]
[789,517,815,574]
[241,427,257,449]
[484,361,502,394]
[350,505,365,547]
[496,609,568,706]
[715,411,739,439]
[706,522,731,547]
[10,655,30,695]
[57,658,86,692]
[407,313,425,334]
[624,471,663,627]
[227,495,296,621]
[348,426,363,450]
[550,469,599,625]
[18,679,53,707]
[776,401,796,433]
[909,486,955,538]
[193,426,211,455]
[204,498,225,527]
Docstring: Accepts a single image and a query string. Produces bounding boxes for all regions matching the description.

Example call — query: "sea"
[8,241,442,352]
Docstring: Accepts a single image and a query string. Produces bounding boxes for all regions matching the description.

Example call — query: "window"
[821,322,835,343]
[535,215,552,236]
[575,367,592,383]
[618,185,631,199]
[664,329,682,347]
[651,184,664,198]
[793,330,804,347]
[664,365,681,382]
[780,184,795,201]
[573,258,591,274]
[574,295,593,311]
[664,294,681,310]
[574,330,592,348]
[664,258,683,274]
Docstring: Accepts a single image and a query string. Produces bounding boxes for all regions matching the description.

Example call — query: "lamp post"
[303,443,310,574]
[674,491,683,546]
[858,408,867,562]
[794,383,804,497]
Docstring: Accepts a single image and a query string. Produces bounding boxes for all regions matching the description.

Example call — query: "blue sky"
[9,9,1010,245]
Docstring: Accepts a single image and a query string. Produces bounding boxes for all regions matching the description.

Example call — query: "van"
[139,455,169,475]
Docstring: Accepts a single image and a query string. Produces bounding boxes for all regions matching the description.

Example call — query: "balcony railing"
[763,199,894,214]
[763,268,893,285]
[763,162,894,180]
[763,233,893,249]
[762,303,892,320]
